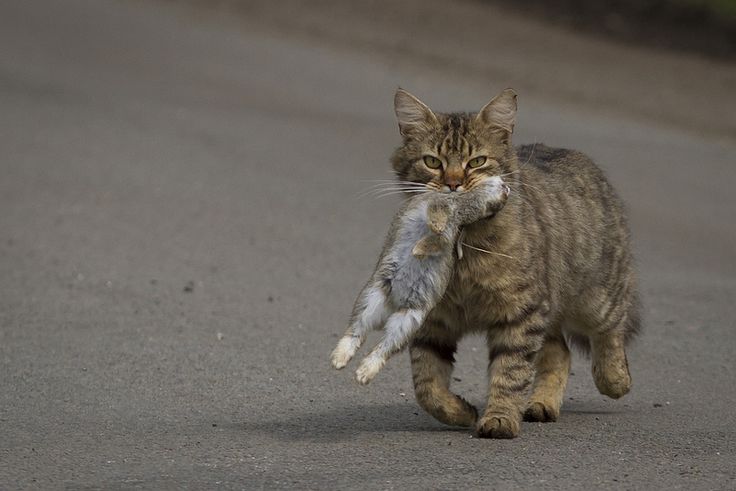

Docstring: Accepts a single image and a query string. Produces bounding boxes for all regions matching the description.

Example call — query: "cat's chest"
[437,251,526,328]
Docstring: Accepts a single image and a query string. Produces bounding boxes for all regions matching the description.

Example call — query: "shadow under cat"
[230,402,626,443]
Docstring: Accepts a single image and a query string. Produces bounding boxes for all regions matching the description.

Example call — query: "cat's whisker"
[359,181,429,192]
[460,242,515,260]
[360,183,429,192]
[361,179,428,186]
[364,186,429,193]
[369,190,428,198]
[362,191,423,200]
[504,186,535,204]
[372,188,428,194]
[502,186,536,208]
[358,182,429,198]
[518,141,538,168]
[360,187,426,197]
[369,189,429,199]
[376,189,424,197]
[369,193,422,200]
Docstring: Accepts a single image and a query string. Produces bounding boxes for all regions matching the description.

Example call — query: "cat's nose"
[445,178,462,191]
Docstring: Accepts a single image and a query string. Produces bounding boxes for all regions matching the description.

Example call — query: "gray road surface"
[1,0,735,489]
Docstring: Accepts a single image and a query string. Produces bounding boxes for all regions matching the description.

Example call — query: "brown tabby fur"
[390,88,640,438]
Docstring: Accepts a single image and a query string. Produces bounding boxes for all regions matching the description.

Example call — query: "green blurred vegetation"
[680,0,736,18]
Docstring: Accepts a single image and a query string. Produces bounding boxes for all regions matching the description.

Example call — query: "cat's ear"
[394,88,439,137]
[412,234,448,259]
[476,88,517,141]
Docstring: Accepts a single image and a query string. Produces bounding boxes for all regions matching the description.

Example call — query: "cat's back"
[511,143,635,310]
[516,144,618,198]
[516,143,632,233]
[518,144,603,182]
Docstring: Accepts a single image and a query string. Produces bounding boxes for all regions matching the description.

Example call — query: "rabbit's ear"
[412,234,448,259]
[427,199,450,234]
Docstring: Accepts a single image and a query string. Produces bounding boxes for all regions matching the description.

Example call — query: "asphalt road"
[1,0,735,489]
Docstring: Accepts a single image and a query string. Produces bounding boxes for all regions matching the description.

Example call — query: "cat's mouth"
[453,180,510,194]
[440,183,473,193]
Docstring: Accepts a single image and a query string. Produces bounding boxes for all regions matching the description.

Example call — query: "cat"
[330,178,509,385]
[380,87,640,438]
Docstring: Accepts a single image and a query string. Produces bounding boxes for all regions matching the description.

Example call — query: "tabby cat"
[385,88,640,438]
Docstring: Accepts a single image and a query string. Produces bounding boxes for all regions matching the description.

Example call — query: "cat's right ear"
[394,88,438,138]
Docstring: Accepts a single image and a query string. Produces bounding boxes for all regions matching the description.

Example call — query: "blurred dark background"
[487,0,736,58]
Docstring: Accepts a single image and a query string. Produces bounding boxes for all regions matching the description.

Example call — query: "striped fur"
[389,89,641,438]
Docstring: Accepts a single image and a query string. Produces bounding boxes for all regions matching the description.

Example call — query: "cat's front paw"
[330,336,361,369]
[355,355,385,385]
[523,401,559,422]
[476,413,520,439]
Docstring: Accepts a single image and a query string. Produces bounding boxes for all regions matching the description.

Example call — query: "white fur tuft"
[355,353,385,385]
[358,287,389,331]
[331,335,362,369]
[354,309,426,384]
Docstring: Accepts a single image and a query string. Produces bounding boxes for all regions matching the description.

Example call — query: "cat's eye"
[467,156,487,168]
[423,155,443,169]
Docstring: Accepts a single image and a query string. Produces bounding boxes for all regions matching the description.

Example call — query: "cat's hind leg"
[523,331,571,422]
[355,309,425,384]
[331,284,390,370]
[591,330,631,399]
[580,283,640,399]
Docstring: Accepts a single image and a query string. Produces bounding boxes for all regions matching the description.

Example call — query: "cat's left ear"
[476,88,517,142]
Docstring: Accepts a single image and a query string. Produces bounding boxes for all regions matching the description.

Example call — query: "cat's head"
[390,88,517,193]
